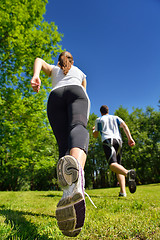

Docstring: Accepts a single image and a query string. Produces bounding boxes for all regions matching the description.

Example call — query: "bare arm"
[31,58,53,93]
[92,126,99,138]
[82,78,87,90]
[120,121,135,147]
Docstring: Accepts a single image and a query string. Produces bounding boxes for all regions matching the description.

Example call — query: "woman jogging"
[31,51,90,237]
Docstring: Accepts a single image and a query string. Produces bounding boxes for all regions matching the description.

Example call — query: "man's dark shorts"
[102,138,122,165]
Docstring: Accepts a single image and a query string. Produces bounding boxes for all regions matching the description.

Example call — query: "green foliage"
[0,0,62,84]
[0,0,62,190]
[0,184,159,239]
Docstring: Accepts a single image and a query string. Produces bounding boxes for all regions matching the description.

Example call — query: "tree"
[0,0,62,190]
[85,113,98,188]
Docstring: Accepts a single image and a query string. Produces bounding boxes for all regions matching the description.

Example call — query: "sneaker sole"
[128,170,136,194]
[56,155,85,237]
[56,192,85,237]
[57,155,79,187]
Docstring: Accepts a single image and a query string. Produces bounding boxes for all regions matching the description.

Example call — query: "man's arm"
[120,121,135,147]
[92,126,99,138]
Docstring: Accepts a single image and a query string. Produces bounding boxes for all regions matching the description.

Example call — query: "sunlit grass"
[0,184,159,239]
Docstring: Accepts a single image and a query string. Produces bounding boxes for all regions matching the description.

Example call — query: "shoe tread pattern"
[56,193,85,237]
[128,170,136,193]
[57,156,79,187]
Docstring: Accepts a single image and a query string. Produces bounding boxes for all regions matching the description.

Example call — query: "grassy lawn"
[0,184,159,240]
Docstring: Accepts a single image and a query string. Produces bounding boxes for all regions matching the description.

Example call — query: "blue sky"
[44,0,160,116]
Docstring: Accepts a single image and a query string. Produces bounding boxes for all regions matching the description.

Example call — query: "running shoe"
[127,169,136,193]
[119,192,127,197]
[56,155,85,237]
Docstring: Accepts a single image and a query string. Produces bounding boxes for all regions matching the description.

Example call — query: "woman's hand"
[31,76,41,93]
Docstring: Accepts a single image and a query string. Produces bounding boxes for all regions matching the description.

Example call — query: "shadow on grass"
[85,194,130,200]
[0,205,56,240]
[41,194,62,198]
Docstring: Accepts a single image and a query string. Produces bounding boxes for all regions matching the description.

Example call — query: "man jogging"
[93,105,136,197]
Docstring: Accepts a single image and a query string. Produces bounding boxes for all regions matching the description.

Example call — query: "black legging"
[47,85,90,158]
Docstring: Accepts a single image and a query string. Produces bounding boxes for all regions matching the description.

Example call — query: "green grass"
[0,184,159,240]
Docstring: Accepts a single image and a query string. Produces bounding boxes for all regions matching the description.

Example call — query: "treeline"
[0,0,160,191]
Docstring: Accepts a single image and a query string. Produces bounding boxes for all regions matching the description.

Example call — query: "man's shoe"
[127,169,136,193]
[56,155,85,237]
[119,192,127,197]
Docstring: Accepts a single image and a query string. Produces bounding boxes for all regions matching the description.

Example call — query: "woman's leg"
[70,147,86,169]
[55,86,90,237]
[47,89,69,158]
[66,85,90,168]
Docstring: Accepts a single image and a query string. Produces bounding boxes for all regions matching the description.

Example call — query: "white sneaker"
[56,155,85,237]
[119,192,127,197]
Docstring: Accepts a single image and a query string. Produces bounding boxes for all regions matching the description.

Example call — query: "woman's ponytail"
[58,51,73,75]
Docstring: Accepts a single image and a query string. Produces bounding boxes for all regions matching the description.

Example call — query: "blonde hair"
[58,51,73,75]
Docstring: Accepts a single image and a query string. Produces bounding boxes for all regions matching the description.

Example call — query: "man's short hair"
[100,105,109,114]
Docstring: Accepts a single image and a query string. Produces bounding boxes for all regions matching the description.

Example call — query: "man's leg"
[110,162,128,176]
[110,162,136,195]
[116,173,126,196]
[110,162,128,196]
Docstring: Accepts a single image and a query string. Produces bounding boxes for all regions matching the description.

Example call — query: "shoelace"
[84,191,97,208]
